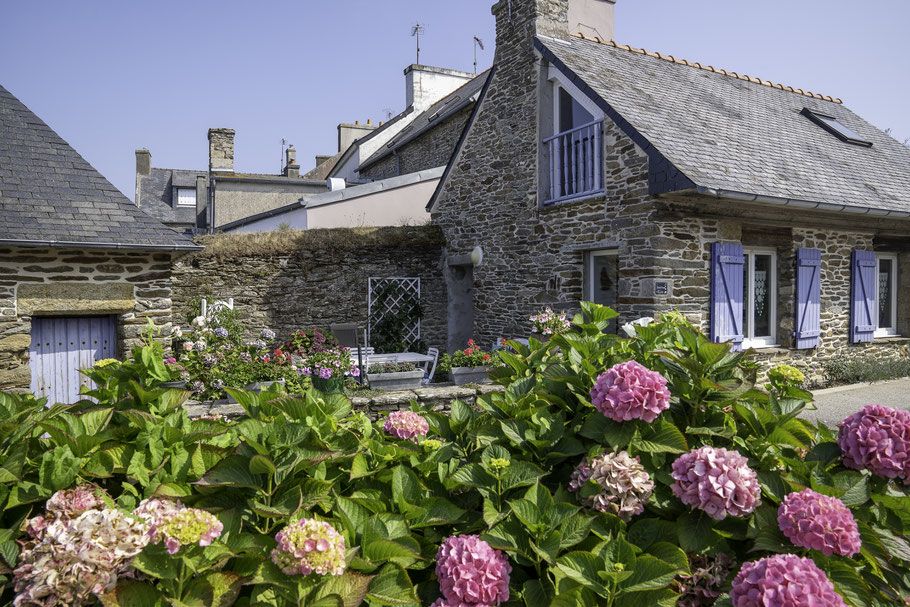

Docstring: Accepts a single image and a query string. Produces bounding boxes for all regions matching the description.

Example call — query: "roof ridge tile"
[571,33,842,103]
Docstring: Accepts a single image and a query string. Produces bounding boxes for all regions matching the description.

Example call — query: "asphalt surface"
[804,378,910,426]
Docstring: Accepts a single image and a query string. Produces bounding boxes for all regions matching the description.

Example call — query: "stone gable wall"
[359,105,475,182]
[431,0,910,381]
[0,247,175,391]
[170,233,448,351]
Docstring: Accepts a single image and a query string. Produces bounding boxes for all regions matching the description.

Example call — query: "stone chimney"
[208,128,235,173]
[337,120,377,153]
[567,0,615,41]
[405,65,475,110]
[283,145,300,178]
[134,148,151,206]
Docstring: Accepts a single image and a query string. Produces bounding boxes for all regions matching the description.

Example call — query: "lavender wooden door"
[29,316,116,404]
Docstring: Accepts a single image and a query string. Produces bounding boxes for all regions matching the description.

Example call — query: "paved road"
[804,378,910,426]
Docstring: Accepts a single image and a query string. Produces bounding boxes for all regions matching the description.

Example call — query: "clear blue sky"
[2,0,908,201]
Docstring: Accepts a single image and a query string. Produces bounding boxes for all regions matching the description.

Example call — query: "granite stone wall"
[170,230,448,351]
[0,246,176,391]
[359,105,475,182]
[431,0,910,382]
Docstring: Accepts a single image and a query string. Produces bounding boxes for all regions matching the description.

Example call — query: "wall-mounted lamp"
[470,246,484,266]
[449,245,485,268]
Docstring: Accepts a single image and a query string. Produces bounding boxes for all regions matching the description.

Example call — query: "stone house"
[0,84,201,402]
[135,130,328,234]
[430,0,910,377]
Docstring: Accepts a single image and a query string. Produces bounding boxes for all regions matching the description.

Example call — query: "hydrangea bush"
[0,303,908,607]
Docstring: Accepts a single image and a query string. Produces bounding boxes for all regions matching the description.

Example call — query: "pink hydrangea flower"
[383,411,430,442]
[271,518,346,576]
[838,404,910,484]
[590,360,670,423]
[671,446,761,520]
[731,554,846,607]
[133,499,221,553]
[568,451,654,520]
[46,485,105,516]
[777,489,861,556]
[436,535,511,606]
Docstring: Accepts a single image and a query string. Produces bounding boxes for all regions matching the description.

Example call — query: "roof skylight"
[802,108,872,147]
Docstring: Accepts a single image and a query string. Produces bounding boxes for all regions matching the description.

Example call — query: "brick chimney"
[283,145,300,178]
[208,128,235,173]
[405,65,475,110]
[134,148,151,206]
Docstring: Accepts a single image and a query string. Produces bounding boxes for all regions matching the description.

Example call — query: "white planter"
[368,369,425,391]
[450,366,491,386]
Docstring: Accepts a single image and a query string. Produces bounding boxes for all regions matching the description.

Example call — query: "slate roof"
[136,167,205,230]
[0,85,201,250]
[537,36,910,214]
[359,70,491,172]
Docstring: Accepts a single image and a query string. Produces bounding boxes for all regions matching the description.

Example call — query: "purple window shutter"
[794,248,821,349]
[850,250,877,343]
[710,242,744,351]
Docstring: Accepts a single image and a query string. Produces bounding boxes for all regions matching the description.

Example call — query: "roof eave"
[0,238,204,252]
[691,186,910,218]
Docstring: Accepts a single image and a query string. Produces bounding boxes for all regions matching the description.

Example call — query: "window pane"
[742,256,750,338]
[588,253,618,333]
[879,258,894,329]
[752,254,772,337]
[559,88,594,132]
[177,188,196,207]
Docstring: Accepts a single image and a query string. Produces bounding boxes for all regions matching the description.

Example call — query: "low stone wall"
[185,384,504,420]
[171,226,448,350]
[0,246,176,391]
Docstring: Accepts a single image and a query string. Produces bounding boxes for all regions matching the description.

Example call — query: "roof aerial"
[571,33,842,104]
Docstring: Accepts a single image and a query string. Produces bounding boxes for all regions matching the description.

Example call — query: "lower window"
[584,250,618,333]
[876,253,898,337]
[742,249,777,348]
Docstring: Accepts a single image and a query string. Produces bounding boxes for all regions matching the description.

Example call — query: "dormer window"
[802,108,872,147]
[542,82,604,204]
[175,187,196,207]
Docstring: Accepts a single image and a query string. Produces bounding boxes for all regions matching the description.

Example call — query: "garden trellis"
[367,277,421,348]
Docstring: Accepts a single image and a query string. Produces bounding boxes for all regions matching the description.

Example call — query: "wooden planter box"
[451,366,491,386]
[367,370,425,391]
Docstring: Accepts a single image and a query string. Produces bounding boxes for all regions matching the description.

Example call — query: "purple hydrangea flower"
[213,327,228,338]
[383,411,429,442]
[777,489,860,556]
[838,404,910,484]
[568,451,654,520]
[671,446,761,520]
[202,353,217,368]
[731,554,846,607]
[260,328,276,341]
[590,360,670,423]
[436,535,511,607]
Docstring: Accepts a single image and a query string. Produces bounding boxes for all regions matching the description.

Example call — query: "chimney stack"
[134,149,151,206]
[337,121,377,153]
[404,64,474,110]
[208,128,235,173]
[567,0,616,41]
[283,145,300,178]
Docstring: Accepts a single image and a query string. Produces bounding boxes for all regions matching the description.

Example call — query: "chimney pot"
[208,128,235,173]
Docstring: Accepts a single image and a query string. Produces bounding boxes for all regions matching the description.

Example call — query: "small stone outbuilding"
[0,84,201,402]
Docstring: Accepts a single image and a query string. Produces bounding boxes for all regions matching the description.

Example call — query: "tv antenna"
[279,138,287,173]
[382,108,393,121]
[473,36,485,74]
[411,22,426,64]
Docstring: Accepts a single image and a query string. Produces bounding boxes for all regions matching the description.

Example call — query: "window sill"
[874,335,910,343]
[745,344,788,355]
[540,190,605,211]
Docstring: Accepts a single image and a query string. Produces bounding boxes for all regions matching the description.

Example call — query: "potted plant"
[161,356,189,389]
[439,339,497,385]
[299,347,359,394]
[367,361,424,391]
[529,307,571,342]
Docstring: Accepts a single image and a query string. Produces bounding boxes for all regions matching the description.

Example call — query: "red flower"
[483,354,491,361]
[464,348,474,356]
[467,339,476,346]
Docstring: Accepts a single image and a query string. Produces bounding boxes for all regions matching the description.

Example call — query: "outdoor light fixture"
[470,246,484,266]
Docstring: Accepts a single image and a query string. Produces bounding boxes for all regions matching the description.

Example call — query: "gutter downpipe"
[694,186,909,218]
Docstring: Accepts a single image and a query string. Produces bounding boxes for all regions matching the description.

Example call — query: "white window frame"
[175,187,197,207]
[742,248,778,349]
[875,253,899,337]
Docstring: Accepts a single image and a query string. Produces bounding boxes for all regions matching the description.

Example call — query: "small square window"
[802,108,872,147]
[176,187,197,207]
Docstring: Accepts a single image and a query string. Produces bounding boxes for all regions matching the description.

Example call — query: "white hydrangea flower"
[621,316,655,338]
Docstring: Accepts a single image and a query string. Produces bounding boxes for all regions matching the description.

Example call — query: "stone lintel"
[18,282,135,316]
